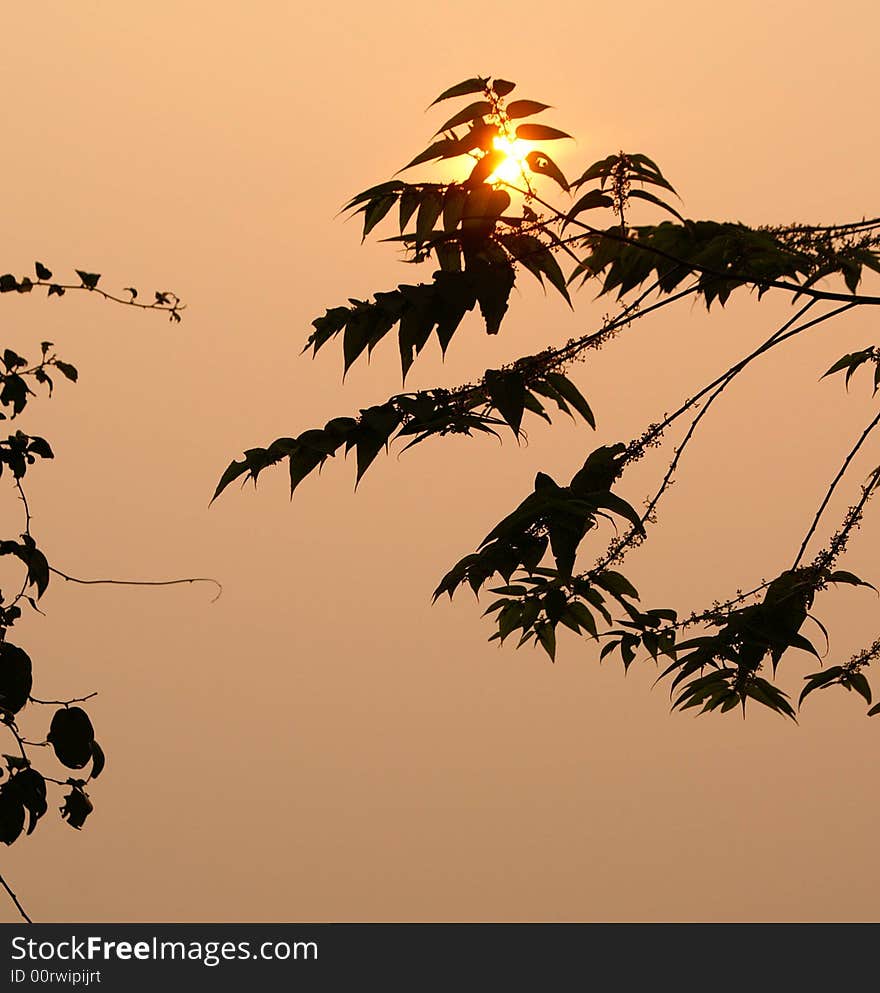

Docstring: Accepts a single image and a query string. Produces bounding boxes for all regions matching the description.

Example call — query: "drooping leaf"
[211,458,251,502]
[54,361,78,382]
[827,570,877,592]
[60,787,93,830]
[90,742,106,780]
[627,188,685,222]
[594,570,640,601]
[361,194,398,239]
[525,150,569,191]
[536,621,556,661]
[415,190,444,245]
[468,256,515,335]
[398,188,421,232]
[544,373,595,428]
[443,186,468,232]
[353,403,402,485]
[9,768,47,836]
[847,672,872,705]
[484,370,526,435]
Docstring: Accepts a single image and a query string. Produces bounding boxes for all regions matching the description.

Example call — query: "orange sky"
[1,2,879,922]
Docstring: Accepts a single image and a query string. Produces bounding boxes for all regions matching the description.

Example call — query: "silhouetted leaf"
[75,270,100,290]
[847,672,872,705]
[592,492,645,535]
[416,191,444,244]
[398,189,420,232]
[434,100,493,135]
[465,150,505,188]
[485,370,526,435]
[48,707,95,769]
[9,768,47,836]
[828,570,877,592]
[0,642,32,715]
[443,187,468,232]
[362,194,398,239]
[354,404,402,484]
[594,570,640,600]
[60,787,93,830]
[34,261,52,280]
[515,124,572,141]
[505,100,551,120]
[544,373,595,427]
[212,458,251,501]
[400,138,463,172]
[0,785,24,845]
[536,621,556,661]
[90,742,106,780]
[54,361,78,382]
[469,257,515,334]
[628,188,685,222]
[428,77,489,106]
[492,79,516,97]
[525,150,568,191]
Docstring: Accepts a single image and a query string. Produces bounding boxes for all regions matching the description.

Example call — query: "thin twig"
[33,279,185,315]
[793,409,880,569]
[591,300,854,572]
[48,568,223,602]
[29,691,98,707]
[0,872,32,924]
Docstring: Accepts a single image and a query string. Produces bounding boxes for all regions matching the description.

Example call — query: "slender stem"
[0,872,32,924]
[48,568,223,603]
[30,691,98,706]
[634,301,852,452]
[33,279,184,315]
[793,409,880,569]
[591,300,853,572]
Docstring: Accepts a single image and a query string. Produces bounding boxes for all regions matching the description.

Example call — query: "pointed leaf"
[434,100,493,135]
[544,373,595,428]
[515,124,572,141]
[525,150,569,191]
[428,78,489,107]
[628,189,685,222]
[505,100,551,120]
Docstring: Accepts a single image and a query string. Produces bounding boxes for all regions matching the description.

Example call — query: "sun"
[487,135,534,185]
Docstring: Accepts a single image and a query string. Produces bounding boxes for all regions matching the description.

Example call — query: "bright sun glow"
[487,135,534,185]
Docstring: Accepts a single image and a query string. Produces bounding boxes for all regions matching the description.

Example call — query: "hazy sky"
[2,2,879,922]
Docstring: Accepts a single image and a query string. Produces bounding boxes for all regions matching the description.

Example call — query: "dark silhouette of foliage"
[0,266,215,923]
[217,76,880,728]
